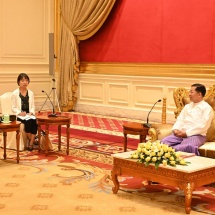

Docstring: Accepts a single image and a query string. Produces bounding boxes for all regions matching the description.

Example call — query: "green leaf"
[155,161,160,169]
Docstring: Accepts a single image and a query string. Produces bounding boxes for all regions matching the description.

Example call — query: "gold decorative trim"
[80,62,215,79]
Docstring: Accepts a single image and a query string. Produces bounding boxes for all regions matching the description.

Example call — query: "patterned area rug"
[0,147,215,215]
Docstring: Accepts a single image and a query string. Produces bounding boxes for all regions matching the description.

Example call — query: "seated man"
[161,83,214,155]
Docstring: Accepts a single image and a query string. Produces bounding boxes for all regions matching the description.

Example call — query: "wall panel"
[108,84,129,106]
[77,63,215,123]
[0,0,55,113]
[79,82,104,103]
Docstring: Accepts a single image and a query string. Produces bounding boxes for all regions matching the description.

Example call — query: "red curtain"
[80,0,215,64]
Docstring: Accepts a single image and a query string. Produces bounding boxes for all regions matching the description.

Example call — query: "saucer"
[1,121,11,124]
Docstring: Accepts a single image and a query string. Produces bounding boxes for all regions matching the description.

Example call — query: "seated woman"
[11,73,38,151]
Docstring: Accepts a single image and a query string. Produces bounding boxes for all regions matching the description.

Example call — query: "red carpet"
[47,126,139,154]
[38,112,141,154]
[38,111,129,131]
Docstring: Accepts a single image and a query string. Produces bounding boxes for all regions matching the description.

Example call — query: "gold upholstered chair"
[148,85,215,158]
[148,97,173,141]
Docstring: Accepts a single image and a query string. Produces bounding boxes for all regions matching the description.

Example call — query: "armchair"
[148,85,215,158]
[0,92,27,150]
[148,97,173,141]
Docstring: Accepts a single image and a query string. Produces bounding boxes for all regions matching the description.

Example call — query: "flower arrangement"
[131,140,190,169]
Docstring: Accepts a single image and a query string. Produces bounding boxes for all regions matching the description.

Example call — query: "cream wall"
[0,0,55,112]
[77,63,215,124]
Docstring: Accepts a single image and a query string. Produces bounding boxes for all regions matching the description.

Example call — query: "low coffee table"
[0,121,21,163]
[111,151,215,214]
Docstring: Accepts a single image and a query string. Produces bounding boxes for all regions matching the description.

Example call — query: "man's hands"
[173,129,187,138]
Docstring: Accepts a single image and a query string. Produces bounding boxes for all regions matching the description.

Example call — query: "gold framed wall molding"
[80,62,215,79]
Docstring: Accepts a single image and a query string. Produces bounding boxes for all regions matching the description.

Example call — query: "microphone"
[143,99,162,128]
[42,90,57,117]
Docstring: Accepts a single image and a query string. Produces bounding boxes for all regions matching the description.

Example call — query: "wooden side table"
[123,122,149,152]
[0,121,21,163]
[37,115,71,156]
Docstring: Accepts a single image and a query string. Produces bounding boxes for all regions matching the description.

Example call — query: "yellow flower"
[145,156,151,162]
[145,144,151,150]
[155,140,161,145]
[131,153,139,159]
[164,152,170,158]
[163,147,168,152]
[180,159,186,165]
[168,147,173,152]
[140,154,145,159]
[145,150,150,155]
[170,160,176,166]
[157,145,162,150]
[152,157,157,162]
[137,147,142,153]
[170,156,174,161]
[151,151,156,157]
[162,160,167,166]
[175,152,181,158]
[138,143,145,148]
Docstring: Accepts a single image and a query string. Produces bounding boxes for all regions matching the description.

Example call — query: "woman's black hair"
[17,73,30,85]
[191,83,206,97]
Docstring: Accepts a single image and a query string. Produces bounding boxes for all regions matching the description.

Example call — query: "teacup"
[2,114,10,123]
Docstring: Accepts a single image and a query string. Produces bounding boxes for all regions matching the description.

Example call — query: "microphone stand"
[42,90,57,117]
[143,99,162,128]
[39,88,61,117]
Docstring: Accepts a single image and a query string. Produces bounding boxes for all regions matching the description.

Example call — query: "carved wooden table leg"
[111,167,120,194]
[16,130,20,164]
[3,132,7,160]
[66,124,70,155]
[182,182,194,214]
[58,125,61,151]
[38,125,41,153]
[140,134,143,143]
[123,133,127,152]
[45,124,49,156]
